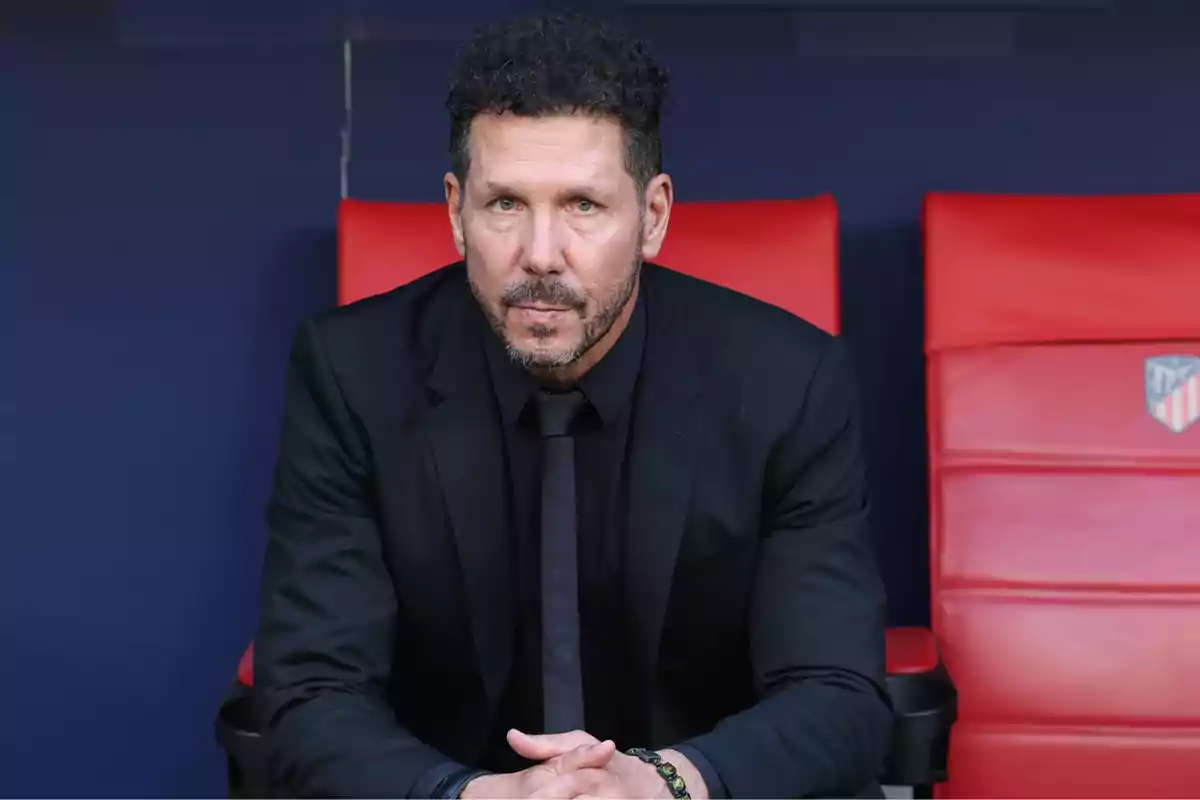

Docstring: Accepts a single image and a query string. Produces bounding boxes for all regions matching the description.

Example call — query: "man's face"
[446,113,668,375]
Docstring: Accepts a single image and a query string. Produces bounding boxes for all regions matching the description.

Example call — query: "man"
[256,11,892,799]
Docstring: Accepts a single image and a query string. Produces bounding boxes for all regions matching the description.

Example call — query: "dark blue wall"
[4,3,1199,795]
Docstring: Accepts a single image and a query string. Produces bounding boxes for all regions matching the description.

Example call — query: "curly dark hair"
[446,12,669,192]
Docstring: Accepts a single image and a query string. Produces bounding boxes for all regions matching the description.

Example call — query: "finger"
[529,767,618,799]
[508,728,600,761]
[555,740,616,774]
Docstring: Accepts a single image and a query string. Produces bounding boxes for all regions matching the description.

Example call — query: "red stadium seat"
[217,195,953,796]
[923,192,1200,797]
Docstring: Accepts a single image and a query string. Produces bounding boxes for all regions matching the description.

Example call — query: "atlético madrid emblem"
[1145,355,1200,434]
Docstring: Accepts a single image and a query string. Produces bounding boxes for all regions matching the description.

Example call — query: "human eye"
[570,196,601,214]
[490,196,522,212]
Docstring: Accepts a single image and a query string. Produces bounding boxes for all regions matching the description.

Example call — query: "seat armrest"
[236,642,255,687]
[216,643,270,798]
[880,627,956,796]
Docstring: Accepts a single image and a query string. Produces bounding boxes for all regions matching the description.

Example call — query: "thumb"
[506,728,600,761]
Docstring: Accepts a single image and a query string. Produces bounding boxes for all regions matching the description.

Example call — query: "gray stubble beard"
[468,234,644,375]
[468,259,641,374]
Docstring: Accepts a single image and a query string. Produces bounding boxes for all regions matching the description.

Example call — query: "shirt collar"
[481,283,646,429]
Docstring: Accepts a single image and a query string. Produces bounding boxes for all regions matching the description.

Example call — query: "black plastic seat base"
[881,666,956,791]
[215,682,271,799]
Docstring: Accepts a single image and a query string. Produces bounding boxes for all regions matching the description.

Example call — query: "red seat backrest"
[924,193,1200,798]
[337,196,840,333]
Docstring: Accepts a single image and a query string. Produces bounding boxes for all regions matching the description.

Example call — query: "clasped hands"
[460,729,705,799]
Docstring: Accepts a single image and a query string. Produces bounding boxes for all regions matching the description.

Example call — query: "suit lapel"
[423,293,513,707]
[626,266,704,684]
[419,266,705,707]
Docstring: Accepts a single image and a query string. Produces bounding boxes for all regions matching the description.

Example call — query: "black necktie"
[535,388,587,734]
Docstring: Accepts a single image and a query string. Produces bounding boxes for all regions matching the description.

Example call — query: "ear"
[639,173,673,261]
[444,172,466,257]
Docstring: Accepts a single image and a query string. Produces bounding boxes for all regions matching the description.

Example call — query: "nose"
[523,207,565,276]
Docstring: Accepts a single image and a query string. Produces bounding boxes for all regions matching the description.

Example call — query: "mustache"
[501,279,586,310]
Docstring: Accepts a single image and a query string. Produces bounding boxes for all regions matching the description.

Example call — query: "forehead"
[467,112,629,190]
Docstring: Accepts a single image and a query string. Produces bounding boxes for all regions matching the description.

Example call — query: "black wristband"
[626,747,691,799]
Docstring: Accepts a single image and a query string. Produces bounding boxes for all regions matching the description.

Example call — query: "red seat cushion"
[886,626,941,676]
[924,192,1200,797]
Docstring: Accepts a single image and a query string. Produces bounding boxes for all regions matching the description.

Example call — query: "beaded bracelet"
[625,747,691,799]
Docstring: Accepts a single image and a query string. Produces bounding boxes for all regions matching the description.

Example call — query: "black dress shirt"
[480,291,647,772]
[470,289,725,798]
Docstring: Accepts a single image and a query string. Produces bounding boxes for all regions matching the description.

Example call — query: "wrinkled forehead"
[465,112,633,195]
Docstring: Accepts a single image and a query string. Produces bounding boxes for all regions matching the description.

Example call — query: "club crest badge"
[1145,355,1200,434]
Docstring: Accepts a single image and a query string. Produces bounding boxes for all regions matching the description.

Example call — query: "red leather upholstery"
[338,201,460,306]
[924,193,1200,797]
[653,198,839,333]
[337,196,840,333]
[236,642,254,687]
[886,627,941,676]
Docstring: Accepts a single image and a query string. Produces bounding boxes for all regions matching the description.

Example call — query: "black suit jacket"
[255,263,893,798]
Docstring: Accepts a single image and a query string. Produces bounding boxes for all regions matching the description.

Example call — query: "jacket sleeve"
[678,336,893,798]
[255,318,467,798]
